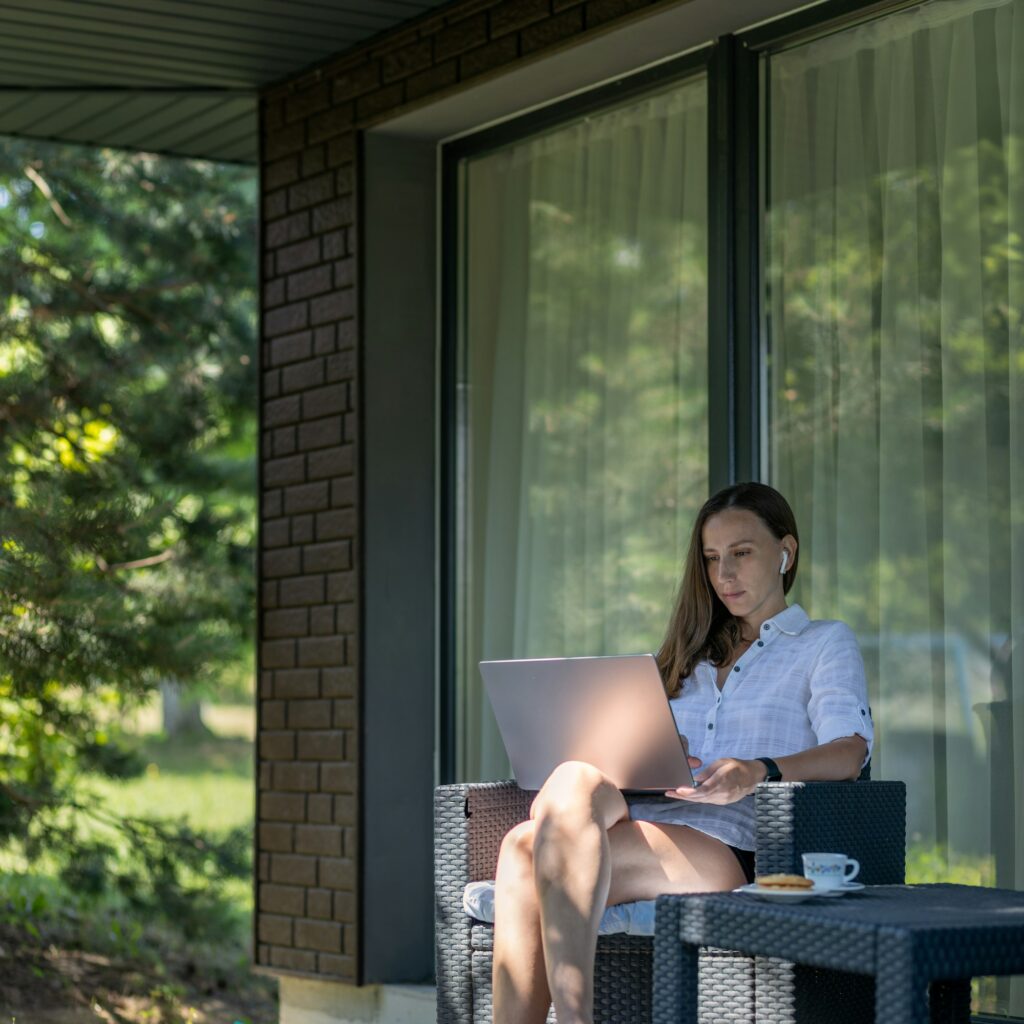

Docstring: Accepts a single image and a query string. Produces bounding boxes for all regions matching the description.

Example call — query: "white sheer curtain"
[766,1,1023,1013]
[457,78,708,782]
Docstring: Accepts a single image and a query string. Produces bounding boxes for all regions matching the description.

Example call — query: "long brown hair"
[656,482,799,697]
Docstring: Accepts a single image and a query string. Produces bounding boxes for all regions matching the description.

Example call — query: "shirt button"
[733,665,740,672]
[763,624,771,631]
[707,722,714,730]
[757,640,764,647]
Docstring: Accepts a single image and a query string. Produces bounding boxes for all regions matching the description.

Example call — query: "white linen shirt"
[627,604,873,850]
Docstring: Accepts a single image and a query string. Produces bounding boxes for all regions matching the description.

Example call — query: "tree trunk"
[160,679,209,736]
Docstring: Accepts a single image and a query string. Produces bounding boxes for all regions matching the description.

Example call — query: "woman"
[491,482,873,1024]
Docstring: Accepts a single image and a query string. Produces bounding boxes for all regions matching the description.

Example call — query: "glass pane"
[456,76,709,782]
[764,1,1024,1015]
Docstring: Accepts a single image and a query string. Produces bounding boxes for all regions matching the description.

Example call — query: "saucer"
[736,883,818,903]
[814,881,865,897]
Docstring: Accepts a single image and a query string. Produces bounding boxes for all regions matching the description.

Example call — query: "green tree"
[0,138,257,879]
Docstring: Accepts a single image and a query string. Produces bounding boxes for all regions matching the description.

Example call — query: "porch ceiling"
[0,0,447,164]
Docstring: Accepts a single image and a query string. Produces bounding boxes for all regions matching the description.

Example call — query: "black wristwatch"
[756,756,783,782]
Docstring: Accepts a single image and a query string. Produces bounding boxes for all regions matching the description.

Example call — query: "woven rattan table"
[653,883,1024,1024]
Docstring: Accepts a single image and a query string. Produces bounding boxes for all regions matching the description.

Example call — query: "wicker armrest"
[754,780,906,882]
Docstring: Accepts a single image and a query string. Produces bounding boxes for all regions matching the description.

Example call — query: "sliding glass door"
[451,74,709,782]
[763,0,1024,1014]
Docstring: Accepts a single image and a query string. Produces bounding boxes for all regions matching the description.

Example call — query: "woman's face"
[701,508,795,626]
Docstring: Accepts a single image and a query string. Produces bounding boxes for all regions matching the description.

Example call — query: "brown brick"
[343,412,358,442]
[298,416,343,451]
[338,319,357,349]
[263,97,285,132]
[262,547,301,579]
[298,636,345,668]
[260,671,275,700]
[308,104,356,145]
[326,572,356,602]
[264,607,309,639]
[310,606,334,635]
[307,888,333,920]
[303,541,351,573]
[271,947,317,972]
[270,329,313,366]
[344,923,358,956]
[258,944,272,966]
[266,211,311,249]
[279,575,326,606]
[273,426,296,457]
[258,913,293,945]
[264,395,301,428]
[258,823,293,853]
[265,122,305,161]
[314,324,339,355]
[333,259,356,290]
[276,238,321,276]
[318,953,356,979]
[322,666,356,696]
[297,730,345,761]
[332,699,355,729]
[292,515,315,544]
[262,699,286,729]
[274,668,320,699]
[259,761,274,789]
[295,918,342,953]
[261,792,306,822]
[261,637,296,668]
[333,794,356,825]
[311,291,356,326]
[336,163,354,194]
[262,518,290,549]
[308,793,333,823]
[261,884,305,917]
[271,853,318,886]
[265,156,300,191]
[296,824,344,857]
[264,369,281,400]
[260,730,296,760]
[259,852,271,881]
[299,384,345,419]
[522,5,584,52]
[319,857,356,890]
[265,302,309,339]
[287,699,332,730]
[281,358,325,395]
[491,0,550,36]
[288,266,334,302]
[336,604,357,633]
[284,481,330,515]
[315,509,356,541]
[460,34,519,79]
[263,191,287,225]
[332,890,356,922]
[332,61,381,103]
[286,81,330,123]
[325,350,355,381]
[435,13,487,60]
[356,82,405,122]
[261,580,279,610]
[327,135,356,168]
[331,477,356,508]
[311,196,354,234]
[264,454,306,488]
[309,446,355,481]
[302,145,326,178]
[273,761,319,791]
[381,38,434,82]
[404,59,459,102]
[289,172,334,213]
[323,230,347,260]
[320,762,357,793]
[585,0,651,26]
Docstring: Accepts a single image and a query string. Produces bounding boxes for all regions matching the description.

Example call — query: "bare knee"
[530,761,614,827]
[496,820,536,879]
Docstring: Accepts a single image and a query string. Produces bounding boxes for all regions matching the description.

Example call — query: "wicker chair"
[435,774,906,1024]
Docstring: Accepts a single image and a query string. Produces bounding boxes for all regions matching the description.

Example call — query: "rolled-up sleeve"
[807,622,874,762]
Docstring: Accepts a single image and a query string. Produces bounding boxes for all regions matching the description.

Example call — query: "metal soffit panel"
[0,0,444,163]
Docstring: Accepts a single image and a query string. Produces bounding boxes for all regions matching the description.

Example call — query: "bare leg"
[493,820,551,1024]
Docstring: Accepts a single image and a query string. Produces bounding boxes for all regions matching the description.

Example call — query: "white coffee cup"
[801,852,860,890]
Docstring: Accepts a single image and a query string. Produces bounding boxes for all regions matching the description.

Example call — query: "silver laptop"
[480,653,698,793]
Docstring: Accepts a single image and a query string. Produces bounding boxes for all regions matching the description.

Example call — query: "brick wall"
[257,0,675,983]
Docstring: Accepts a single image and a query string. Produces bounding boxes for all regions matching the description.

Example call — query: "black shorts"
[728,844,755,884]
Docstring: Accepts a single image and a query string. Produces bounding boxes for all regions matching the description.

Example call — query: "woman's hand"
[664,757,764,805]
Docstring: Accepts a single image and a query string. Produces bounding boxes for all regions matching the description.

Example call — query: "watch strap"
[756,756,783,782]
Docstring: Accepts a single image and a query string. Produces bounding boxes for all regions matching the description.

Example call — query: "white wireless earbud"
[779,550,789,574]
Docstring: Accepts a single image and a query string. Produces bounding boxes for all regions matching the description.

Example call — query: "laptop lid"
[479,653,696,793]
